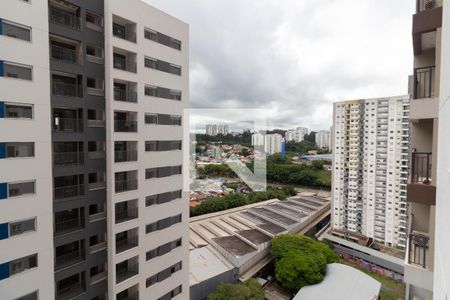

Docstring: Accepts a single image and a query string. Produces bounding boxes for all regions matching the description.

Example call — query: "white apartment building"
[0,1,55,299]
[251,132,264,146]
[285,126,308,143]
[205,124,229,136]
[105,1,189,299]
[315,130,331,149]
[332,96,410,249]
[265,134,283,155]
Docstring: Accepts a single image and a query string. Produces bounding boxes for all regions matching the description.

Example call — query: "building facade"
[285,127,308,143]
[332,96,410,249]
[315,130,331,149]
[205,124,229,136]
[265,133,283,155]
[0,1,189,300]
[404,0,446,299]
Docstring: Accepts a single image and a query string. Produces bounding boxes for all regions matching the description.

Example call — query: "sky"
[145,0,415,131]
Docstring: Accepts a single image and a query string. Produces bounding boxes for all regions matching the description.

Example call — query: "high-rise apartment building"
[332,96,410,249]
[315,130,331,149]
[404,0,448,299]
[0,1,189,300]
[285,126,308,143]
[205,124,229,136]
[265,133,283,155]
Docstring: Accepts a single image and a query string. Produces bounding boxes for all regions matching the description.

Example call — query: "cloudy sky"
[145,0,414,131]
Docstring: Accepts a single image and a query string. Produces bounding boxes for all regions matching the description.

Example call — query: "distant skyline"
[146,0,414,129]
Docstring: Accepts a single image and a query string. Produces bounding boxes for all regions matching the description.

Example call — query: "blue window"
[0,143,5,159]
[0,262,10,281]
[0,223,8,240]
[0,183,7,199]
[0,101,4,118]
[0,60,3,77]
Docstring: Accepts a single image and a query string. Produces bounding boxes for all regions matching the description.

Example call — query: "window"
[170,115,182,125]
[1,20,31,41]
[10,254,37,276]
[87,77,104,90]
[146,214,182,234]
[144,57,157,69]
[86,45,104,63]
[145,168,157,179]
[158,285,182,300]
[145,141,157,152]
[85,11,103,31]
[9,218,36,236]
[3,62,32,80]
[146,238,182,261]
[8,181,35,197]
[4,103,33,119]
[13,291,38,300]
[169,64,181,76]
[145,141,182,152]
[169,90,181,100]
[6,142,34,158]
[146,261,182,288]
[145,113,158,124]
[144,85,157,97]
[144,28,157,41]
[145,190,182,206]
[170,38,181,50]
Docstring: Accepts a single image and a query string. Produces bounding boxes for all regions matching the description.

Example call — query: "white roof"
[293,263,381,300]
[189,246,235,285]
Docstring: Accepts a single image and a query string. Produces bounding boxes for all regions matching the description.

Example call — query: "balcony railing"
[116,235,139,254]
[51,44,77,63]
[115,179,138,193]
[114,88,138,103]
[88,181,106,191]
[87,119,105,128]
[55,217,84,235]
[113,59,137,73]
[88,151,106,160]
[417,0,437,12]
[115,207,139,223]
[408,232,429,268]
[56,282,84,300]
[114,120,137,132]
[414,66,435,99]
[53,118,83,132]
[50,6,81,31]
[411,152,432,184]
[115,150,138,163]
[54,151,84,166]
[55,250,84,270]
[116,263,139,284]
[54,184,85,200]
[52,82,83,98]
[113,24,136,42]
[118,291,139,300]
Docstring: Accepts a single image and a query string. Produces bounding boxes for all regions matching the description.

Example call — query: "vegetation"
[271,234,339,291]
[207,279,264,300]
[285,140,329,157]
[196,132,252,147]
[190,186,296,217]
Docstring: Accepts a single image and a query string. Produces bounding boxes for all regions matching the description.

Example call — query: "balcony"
[112,22,136,43]
[56,273,85,300]
[49,5,81,31]
[54,184,85,200]
[114,120,137,132]
[114,87,138,103]
[115,207,138,224]
[116,261,139,284]
[117,286,139,300]
[55,216,84,236]
[55,249,84,270]
[54,151,84,166]
[414,66,435,99]
[408,152,436,205]
[52,81,83,98]
[413,1,442,54]
[51,44,77,64]
[53,118,83,132]
[113,53,137,73]
[115,179,138,193]
[116,234,138,254]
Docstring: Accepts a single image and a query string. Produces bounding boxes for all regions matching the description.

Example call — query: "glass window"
[4,62,32,80]
[169,64,181,76]
[145,113,158,124]
[5,103,33,119]
[2,20,31,41]
[144,57,157,69]
[144,29,157,41]
[8,181,35,197]
[85,11,103,30]
[144,86,157,97]
[145,141,158,152]
[169,90,181,101]
[9,218,36,236]
[6,142,34,158]
[10,254,37,276]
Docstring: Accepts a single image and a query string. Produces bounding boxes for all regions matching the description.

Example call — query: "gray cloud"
[145,0,414,131]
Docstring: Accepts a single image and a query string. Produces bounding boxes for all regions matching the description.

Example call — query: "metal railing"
[116,235,139,254]
[115,179,138,193]
[51,44,77,63]
[87,119,105,128]
[118,291,139,300]
[114,88,138,102]
[55,250,84,269]
[87,151,105,160]
[50,6,81,30]
[116,263,139,284]
[54,184,85,200]
[113,24,136,42]
[418,0,437,12]
[88,181,106,191]
[114,150,138,163]
[54,152,84,166]
[414,66,435,99]
[87,87,105,96]
[114,120,137,132]
[115,207,139,223]
[56,282,84,300]
[408,232,429,268]
[53,118,83,132]
[52,81,83,98]
[411,152,432,184]
[54,217,84,235]
[113,58,137,73]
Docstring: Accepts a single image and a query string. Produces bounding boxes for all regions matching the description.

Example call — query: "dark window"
[144,29,157,41]
[145,113,158,124]
[144,57,157,69]
[8,181,35,197]
[144,86,157,97]
[5,103,33,119]
[2,20,31,41]
[9,254,37,276]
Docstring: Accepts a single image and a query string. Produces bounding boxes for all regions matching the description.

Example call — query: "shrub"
[208,279,264,300]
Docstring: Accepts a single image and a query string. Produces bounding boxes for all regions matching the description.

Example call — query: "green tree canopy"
[208,279,264,300]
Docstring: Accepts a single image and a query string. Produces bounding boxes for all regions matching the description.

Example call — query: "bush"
[271,234,339,291]
[208,279,264,300]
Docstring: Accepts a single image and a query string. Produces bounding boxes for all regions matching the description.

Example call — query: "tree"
[208,279,264,300]
[271,234,339,291]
